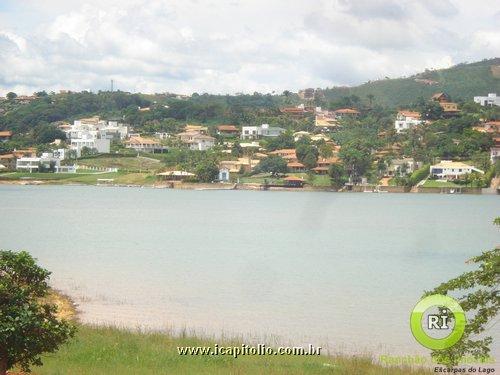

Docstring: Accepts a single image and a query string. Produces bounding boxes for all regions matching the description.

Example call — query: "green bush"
[408,163,430,186]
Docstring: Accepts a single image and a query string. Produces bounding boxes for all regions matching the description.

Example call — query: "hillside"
[322,58,500,108]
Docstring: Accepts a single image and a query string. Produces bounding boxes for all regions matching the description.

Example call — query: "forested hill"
[1,58,499,135]
[321,58,500,107]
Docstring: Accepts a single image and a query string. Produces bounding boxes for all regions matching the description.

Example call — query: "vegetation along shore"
[1,59,500,195]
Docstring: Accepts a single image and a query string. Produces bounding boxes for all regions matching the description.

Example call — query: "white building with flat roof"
[429,161,484,180]
[241,124,285,140]
[70,135,110,157]
[474,93,500,107]
[16,155,61,173]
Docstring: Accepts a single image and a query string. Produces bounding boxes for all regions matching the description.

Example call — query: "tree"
[421,101,443,120]
[338,141,372,183]
[328,163,348,189]
[231,141,243,157]
[195,160,219,182]
[67,149,78,160]
[254,155,288,176]
[296,143,318,169]
[80,146,97,157]
[0,250,75,374]
[5,92,17,101]
[265,133,295,151]
[424,219,500,367]
[34,124,66,144]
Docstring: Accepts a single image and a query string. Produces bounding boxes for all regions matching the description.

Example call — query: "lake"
[0,185,499,358]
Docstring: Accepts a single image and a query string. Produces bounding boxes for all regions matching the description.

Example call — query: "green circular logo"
[410,294,466,350]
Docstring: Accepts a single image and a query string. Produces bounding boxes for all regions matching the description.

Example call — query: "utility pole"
[111,79,114,92]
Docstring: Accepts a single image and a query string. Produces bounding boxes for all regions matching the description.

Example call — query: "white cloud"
[0,0,499,95]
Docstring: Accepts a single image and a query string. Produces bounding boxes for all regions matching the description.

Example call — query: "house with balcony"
[16,154,61,173]
[394,111,423,133]
[125,136,166,153]
[429,161,484,180]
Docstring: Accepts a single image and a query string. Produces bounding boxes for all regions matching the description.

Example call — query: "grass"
[0,171,157,185]
[421,180,463,188]
[77,156,162,172]
[33,325,432,375]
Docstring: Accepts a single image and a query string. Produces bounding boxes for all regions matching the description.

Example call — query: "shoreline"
[0,179,492,194]
[47,290,436,374]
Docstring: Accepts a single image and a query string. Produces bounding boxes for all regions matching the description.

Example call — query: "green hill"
[322,58,500,108]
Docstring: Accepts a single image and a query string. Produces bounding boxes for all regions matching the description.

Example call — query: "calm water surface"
[1,185,499,358]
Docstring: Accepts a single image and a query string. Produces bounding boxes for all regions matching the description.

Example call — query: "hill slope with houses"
[317,58,500,108]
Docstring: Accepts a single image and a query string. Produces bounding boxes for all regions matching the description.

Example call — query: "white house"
[241,124,285,140]
[70,134,110,157]
[187,134,216,151]
[16,154,61,173]
[394,111,422,133]
[474,93,500,107]
[429,161,484,180]
[388,158,419,176]
[66,118,128,140]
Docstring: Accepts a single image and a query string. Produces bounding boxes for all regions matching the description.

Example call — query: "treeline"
[0,91,151,133]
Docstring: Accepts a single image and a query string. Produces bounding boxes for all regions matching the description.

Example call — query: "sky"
[0,0,499,96]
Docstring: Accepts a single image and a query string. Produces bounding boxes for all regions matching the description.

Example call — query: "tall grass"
[34,325,432,375]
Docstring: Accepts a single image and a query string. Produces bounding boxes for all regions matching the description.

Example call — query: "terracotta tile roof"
[217,125,239,132]
[334,108,360,114]
[0,153,14,159]
[287,162,305,168]
[398,110,421,118]
[0,131,13,137]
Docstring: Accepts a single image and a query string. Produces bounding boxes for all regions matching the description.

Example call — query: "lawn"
[422,180,463,188]
[0,171,157,185]
[33,325,432,375]
[77,156,163,172]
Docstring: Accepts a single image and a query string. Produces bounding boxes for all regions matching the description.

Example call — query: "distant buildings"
[216,125,239,136]
[61,116,130,156]
[125,136,166,153]
[474,93,500,107]
[65,117,129,140]
[431,92,460,115]
[241,124,285,140]
[429,161,484,179]
[394,110,423,133]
